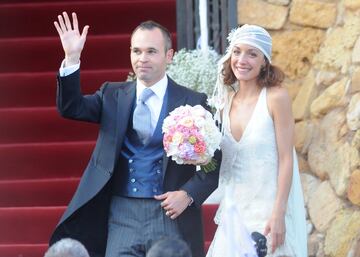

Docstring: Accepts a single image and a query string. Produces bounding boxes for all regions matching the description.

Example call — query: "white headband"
[227,24,272,63]
[208,24,273,127]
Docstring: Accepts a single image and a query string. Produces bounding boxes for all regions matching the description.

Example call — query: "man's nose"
[139,52,149,62]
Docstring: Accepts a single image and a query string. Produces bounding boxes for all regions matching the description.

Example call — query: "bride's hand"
[263,213,286,253]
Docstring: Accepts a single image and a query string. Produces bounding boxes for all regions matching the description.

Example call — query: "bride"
[206,24,307,257]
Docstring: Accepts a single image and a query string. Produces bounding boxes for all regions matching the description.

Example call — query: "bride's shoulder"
[266,86,292,116]
[267,86,290,101]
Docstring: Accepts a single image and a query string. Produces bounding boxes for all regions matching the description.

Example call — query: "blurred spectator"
[44,238,89,257]
[147,237,192,257]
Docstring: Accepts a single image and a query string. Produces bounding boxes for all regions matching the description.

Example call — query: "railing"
[176,0,237,54]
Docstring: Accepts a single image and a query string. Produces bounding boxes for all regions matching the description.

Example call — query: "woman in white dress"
[206,25,307,257]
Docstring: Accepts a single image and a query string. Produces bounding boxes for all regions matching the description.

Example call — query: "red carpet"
[0,1,217,256]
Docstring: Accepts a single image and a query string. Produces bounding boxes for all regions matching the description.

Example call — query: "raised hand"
[54,12,89,67]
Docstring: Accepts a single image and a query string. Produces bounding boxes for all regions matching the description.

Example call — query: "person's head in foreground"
[146,237,192,257]
[44,238,89,257]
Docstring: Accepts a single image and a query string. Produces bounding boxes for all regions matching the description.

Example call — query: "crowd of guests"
[45,237,192,257]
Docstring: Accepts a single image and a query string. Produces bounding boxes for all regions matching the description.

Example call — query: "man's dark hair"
[146,238,192,257]
[131,20,172,51]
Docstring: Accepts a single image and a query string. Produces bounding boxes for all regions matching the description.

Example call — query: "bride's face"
[230,44,265,83]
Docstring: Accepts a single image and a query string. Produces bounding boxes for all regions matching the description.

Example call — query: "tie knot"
[139,88,153,103]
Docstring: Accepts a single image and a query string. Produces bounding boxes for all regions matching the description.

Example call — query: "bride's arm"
[264,86,295,253]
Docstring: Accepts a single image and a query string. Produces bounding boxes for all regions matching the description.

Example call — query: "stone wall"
[236,0,360,256]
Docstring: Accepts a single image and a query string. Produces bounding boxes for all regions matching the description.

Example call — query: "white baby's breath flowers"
[167,48,220,96]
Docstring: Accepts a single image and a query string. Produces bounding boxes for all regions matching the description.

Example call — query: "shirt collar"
[136,75,168,101]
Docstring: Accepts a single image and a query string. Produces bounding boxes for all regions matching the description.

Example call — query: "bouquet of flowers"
[162,104,221,172]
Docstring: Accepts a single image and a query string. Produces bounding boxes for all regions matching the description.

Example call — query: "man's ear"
[166,49,174,64]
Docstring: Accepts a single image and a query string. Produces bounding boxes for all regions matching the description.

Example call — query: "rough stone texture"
[351,67,360,93]
[314,13,360,72]
[330,142,354,196]
[310,78,348,118]
[298,154,310,172]
[353,36,360,63]
[289,0,337,28]
[308,233,325,257]
[348,235,360,257]
[344,0,360,10]
[272,29,325,79]
[308,181,344,232]
[350,146,359,171]
[308,233,319,256]
[308,128,353,196]
[348,169,360,206]
[346,92,360,131]
[339,123,348,138]
[324,210,360,257]
[352,129,360,148]
[292,71,317,121]
[301,173,321,206]
[308,109,347,181]
[315,71,339,87]
[267,0,289,5]
[238,0,288,29]
[317,240,326,257]
[295,120,313,154]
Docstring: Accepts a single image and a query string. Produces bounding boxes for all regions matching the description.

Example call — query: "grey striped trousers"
[105,196,182,257]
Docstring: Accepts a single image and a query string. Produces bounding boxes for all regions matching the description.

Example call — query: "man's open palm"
[54,12,89,66]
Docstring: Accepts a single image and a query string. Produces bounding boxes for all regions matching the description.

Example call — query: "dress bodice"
[218,88,278,212]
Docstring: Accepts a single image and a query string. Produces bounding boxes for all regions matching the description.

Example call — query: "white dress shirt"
[135,76,167,134]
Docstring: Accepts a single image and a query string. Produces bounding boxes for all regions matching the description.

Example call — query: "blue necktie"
[133,88,154,144]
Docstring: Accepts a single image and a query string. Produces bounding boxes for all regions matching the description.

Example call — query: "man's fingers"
[62,12,72,31]
[54,22,63,36]
[72,12,79,32]
[58,15,67,32]
[81,25,89,41]
[154,193,166,200]
[170,213,178,219]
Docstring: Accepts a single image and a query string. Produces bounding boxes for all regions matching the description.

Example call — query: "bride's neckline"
[227,87,264,144]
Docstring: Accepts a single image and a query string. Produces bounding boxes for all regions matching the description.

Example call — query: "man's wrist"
[64,55,80,67]
[185,191,194,206]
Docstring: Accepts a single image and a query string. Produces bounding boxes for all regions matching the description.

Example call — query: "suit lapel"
[162,77,188,174]
[115,81,136,158]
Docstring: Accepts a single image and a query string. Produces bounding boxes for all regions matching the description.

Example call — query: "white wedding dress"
[206,88,307,257]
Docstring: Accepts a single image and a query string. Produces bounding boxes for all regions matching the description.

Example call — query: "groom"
[50,12,220,257]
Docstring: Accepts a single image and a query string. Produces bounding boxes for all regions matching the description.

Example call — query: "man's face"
[130,28,173,87]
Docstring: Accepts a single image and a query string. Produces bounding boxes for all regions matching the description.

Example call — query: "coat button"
[130,178,136,183]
